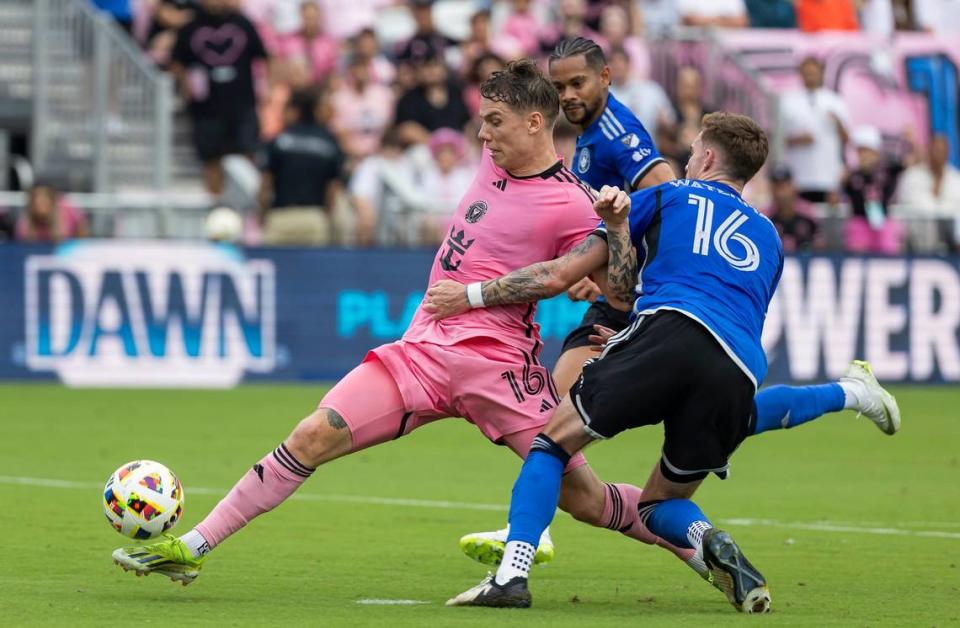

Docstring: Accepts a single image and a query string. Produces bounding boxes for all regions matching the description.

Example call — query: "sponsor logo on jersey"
[632,148,653,162]
[465,200,488,223]
[24,241,275,387]
[577,147,591,172]
[620,133,640,148]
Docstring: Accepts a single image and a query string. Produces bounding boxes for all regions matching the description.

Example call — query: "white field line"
[355,599,431,606]
[2,475,958,540]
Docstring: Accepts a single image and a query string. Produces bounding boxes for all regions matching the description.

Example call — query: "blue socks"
[505,435,569,546]
[641,499,712,550]
[753,383,845,435]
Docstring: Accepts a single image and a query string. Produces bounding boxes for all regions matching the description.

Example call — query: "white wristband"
[466,282,486,308]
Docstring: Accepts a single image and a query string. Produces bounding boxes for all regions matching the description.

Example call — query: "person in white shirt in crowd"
[913,0,960,36]
[898,134,960,251]
[607,46,675,141]
[677,0,749,27]
[780,56,851,204]
[635,0,680,37]
[418,128,476,245]
[349,125,429,247]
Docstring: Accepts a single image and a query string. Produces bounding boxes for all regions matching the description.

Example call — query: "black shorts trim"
[560,300,631,353]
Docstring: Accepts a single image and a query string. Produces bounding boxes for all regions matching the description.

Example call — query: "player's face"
[685,132,714,180]
[477,98,537,170]
[550,55,609,128]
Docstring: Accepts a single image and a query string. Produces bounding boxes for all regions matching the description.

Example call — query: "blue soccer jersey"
[573,92,666,192]
[598,179,784,387]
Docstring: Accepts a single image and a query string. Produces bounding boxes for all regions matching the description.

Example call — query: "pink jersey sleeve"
[553,167,600,257]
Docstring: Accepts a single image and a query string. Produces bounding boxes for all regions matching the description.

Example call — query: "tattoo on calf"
[326,410,348,430]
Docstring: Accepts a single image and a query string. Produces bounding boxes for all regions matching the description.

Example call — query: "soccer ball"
[103,460,184,540]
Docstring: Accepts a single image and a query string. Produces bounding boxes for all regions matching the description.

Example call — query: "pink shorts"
[319,338,587,472]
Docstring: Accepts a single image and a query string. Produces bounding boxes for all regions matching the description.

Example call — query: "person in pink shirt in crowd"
[463,51,506,117]
[497,0,544,57]
[258,56,313,140]
[354,27,396,87]
[16,181,89,243]
[330,53,396,161]
[112,59,699,586]
[274,1,339,84]
[318,0,391,40]
[460,9,523,73]
[418,128,476,244]
[538,0,605,55]
[598,4,650,82]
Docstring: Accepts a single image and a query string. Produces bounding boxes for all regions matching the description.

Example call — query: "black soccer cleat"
[445,573,532,608]
[702,528,771,613]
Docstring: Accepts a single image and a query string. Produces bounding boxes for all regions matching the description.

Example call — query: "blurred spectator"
[171,0,268,194]
[607,47,675,140]
[354,27,396,87]
[260,57,313,140]
[395,55,471,146]
[0,209,13,242]
[319,0,391,40]
[350,126,429,246]
[662,66,712,169]
[599,4,650,81]
[898,135,960,250]
[464,52,506,117]
[539,0,604,54]
[859,0,895,38]
[460,10,519,73]
[496,0,543,57]
[146,0,197,66]
[331,54,396,161]
[418,129,475,244]
[259,90,347,245]
[843,126,905,254]
[678,0,749,28]
[744,0,797,28]
[766,166,824,252]
[796,0,859,32]
[913,0,960,35]
[16,181,89,243]
[635,0,680,37]
[396,0,458,67]
[780,56,850,203]
[274,1,339,85]
[90,0,134,36]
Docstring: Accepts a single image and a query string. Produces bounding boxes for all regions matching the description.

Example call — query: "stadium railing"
[29,0,174,195]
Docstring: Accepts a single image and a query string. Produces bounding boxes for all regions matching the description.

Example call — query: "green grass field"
[0,383,957,627]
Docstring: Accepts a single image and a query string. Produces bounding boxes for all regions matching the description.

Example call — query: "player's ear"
[599,65,611,87]
[527,111,544,134]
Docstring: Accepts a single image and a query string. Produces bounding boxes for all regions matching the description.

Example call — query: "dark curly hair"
[479,58,559,125]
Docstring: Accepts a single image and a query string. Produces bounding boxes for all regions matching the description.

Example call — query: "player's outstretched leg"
[113,359,406,585]
[640,498,770,613]
[752,360,900,436]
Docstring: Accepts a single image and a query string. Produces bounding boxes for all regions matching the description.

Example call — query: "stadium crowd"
[3,0,960,253]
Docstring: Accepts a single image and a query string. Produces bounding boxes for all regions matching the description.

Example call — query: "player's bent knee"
[286,408,354,467]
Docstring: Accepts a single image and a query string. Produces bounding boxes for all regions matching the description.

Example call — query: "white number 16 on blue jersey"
[689,193,760,271]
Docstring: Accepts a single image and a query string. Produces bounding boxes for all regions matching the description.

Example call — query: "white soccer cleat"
[459,527,555,566]
[840,360,901,435]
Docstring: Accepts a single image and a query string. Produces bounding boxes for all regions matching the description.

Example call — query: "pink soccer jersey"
[404,148,600,355]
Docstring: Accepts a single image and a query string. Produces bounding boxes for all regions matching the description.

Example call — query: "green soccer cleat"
[840,360,901,435]
[459,527,554,567]
[112,535,205,586]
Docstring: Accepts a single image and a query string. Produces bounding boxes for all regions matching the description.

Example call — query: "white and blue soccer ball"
[103,460,184,540]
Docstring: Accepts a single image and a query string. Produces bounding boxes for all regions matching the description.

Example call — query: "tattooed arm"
[423,234,608,319]
[592,185,636,304]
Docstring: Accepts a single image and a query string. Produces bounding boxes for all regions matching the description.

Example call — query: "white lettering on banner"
[864,260,909,380]
[24,241,275,388]
[910,260,960,380]
[773,258,863,380]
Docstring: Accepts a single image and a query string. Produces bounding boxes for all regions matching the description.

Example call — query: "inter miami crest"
[577,147,591,173]
[465,200,488,223]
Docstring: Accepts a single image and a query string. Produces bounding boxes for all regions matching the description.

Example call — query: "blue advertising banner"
[1,241,959,386]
